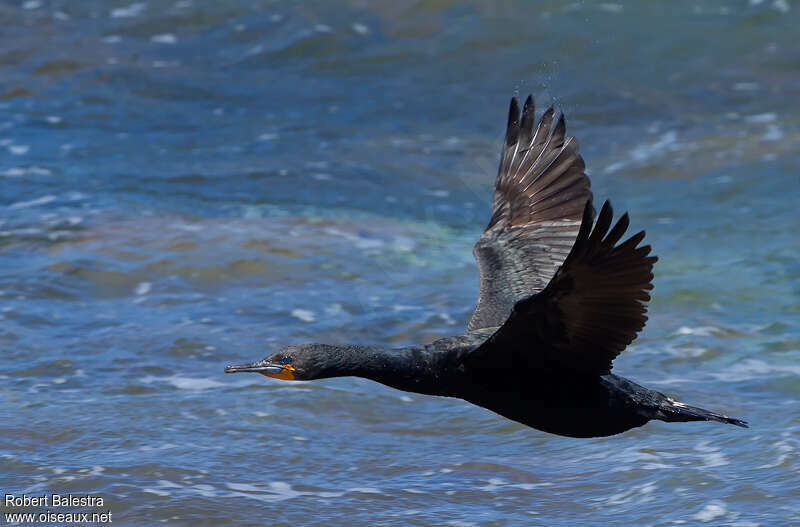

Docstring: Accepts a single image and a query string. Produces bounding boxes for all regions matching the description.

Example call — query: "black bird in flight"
[226,95,747,437]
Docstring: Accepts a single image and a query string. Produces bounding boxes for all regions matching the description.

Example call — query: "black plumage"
[225,95,747,438]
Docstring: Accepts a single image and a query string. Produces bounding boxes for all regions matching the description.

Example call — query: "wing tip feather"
[506,97,520,145]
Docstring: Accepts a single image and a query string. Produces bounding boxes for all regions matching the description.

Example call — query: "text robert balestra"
[5,493,105,507]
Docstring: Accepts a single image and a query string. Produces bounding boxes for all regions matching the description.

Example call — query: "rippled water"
[2,1,799,525]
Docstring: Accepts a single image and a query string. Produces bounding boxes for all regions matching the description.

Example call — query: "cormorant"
[225,95,747,437]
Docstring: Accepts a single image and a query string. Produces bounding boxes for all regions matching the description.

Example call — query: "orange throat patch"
[260,364,296,380]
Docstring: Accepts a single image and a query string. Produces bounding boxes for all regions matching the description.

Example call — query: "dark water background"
[1,1,799,525]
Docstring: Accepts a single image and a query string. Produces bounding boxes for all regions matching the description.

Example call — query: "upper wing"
[468,95,593,332]
[467,201,657,377]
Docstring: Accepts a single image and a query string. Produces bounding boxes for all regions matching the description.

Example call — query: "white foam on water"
[135,281,152,295]
[291,308,316,322]
[599,3,624,13]
[172,222,203,232]
[744,112,776,123]
[191,484,217,497]
[352,23,369,35]
[9,145,30,155]
[641,462,676,470]
[322,227,385,249]
[143,488,170,496]
[692,500,728,522]
[733,82,759,91]
[604,481,658,505]
[694,440,730,467]
[694,440,717,452]
[701,451,730,467]
[438,312,456,325]
[23,1,41,10]
[631,131,678,162]
[773,0,790,13]
[141,375,227,390]
[478,477,507,491]
[347,487,381,494]
[246,44,264,57]
[226,481,317,502]
[318,491,345,498]
[713,358,800,382]
[604,131,678,173]
[265,481,298,498]
[674,326,719,337]
[757,439,794,469]
[0,166,50,177]
[111,3,146,18]
[9,195,57,209]
[151,34,178,44]
[672,346,708,358]
[139,443,178,452]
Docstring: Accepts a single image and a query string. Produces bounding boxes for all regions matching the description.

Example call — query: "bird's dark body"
[225,95,747,437]
[417,335,657,438]
[461,376,650,438]
[335,334,726,438]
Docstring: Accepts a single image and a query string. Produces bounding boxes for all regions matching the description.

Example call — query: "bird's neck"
[316,344,449,396]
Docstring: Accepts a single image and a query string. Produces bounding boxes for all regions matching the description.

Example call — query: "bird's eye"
[280,356,292,365]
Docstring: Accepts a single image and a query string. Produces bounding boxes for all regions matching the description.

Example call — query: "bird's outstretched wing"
[467,201,657,377]
[469,95,592,332]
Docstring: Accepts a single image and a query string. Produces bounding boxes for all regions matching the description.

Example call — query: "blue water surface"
[1,1,799,526]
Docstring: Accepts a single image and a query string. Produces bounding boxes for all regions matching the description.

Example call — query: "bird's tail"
[654,397,748,428]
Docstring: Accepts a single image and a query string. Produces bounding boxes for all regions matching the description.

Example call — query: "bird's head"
[224,344,332,381]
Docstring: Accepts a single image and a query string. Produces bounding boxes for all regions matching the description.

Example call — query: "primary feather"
[470,95,592,332]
